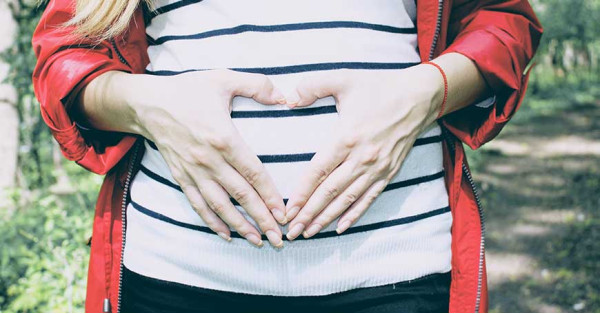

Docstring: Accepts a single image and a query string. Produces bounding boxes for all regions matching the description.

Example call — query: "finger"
[178,177,232,242]
[286,160,360,240]
[289,71,347,108]
[220,135,287,225]
[196,178,265,248]
[285,134,352,222]
[228,71,286,105]
[161,153,233,241]
[303,174,374,238]
[336,179,388,234]
[214,165,284,248]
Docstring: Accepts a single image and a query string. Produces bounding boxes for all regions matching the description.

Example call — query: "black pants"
[120,266,450,313]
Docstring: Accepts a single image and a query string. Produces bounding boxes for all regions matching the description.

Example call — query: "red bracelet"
[422,61,448,119]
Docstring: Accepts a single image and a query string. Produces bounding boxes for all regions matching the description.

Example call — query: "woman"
[32,0,542,312]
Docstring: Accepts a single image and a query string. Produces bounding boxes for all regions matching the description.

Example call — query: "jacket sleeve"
[441,0,543,149]
[32,0,148,174]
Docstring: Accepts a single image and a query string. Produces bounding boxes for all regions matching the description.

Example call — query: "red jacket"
[32,1,542,312]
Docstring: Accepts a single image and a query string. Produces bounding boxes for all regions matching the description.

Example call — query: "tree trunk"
[0,0,19,207]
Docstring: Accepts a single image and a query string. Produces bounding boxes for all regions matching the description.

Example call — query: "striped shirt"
[123,0,453,296]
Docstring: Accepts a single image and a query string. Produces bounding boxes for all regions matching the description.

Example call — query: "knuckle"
[209,202,228,216]
[366,192,379,203]
[375,157,394,174]
[344,192,359,205]
[231,188,251,204]
[190,202,204,214]
[359,145,381,165]
[316,168,329,183]
[294,193,310,205]
[234,223,253,235]
[179,184,196,195]
[189,148,210,166]
[323,185,340,199]
[241,167,262,186]
[342,133,360,149]
[206,133,233,152]
[169,167,185,182]
[254,215,274,230]
[295,213,311,224]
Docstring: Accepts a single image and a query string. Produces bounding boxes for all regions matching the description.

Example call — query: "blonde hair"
[65,0,153,41]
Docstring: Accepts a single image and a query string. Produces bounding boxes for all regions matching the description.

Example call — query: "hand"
[127,69,288,248]
[283,65,444,240]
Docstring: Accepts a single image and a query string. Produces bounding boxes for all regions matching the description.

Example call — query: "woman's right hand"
[80,69,288,248]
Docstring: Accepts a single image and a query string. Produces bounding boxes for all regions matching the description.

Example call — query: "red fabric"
[441,0,543,149]
[32,0,148,174]
[31,0,542,312]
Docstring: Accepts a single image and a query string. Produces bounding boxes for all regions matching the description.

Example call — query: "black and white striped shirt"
[123,0,452,296]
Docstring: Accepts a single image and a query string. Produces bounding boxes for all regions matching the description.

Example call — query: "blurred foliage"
[0,0,100,312]
[0,164,102,312]
[0,0,599,312]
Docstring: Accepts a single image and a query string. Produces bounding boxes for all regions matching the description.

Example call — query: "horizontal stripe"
[258,153,315,163]
[140,165,182,192]
[139,165,242,206]
[413,135,442,147]
[144,141,316,163]
[145,136,441,155]
[382,171,445,192]
[149,0,203,18]
[146,0,419,40]
[146,62,419,76]
[138,164,444,207]
[130,199,450,241]
[148,21,416,45]
[231,105,337,118]
[145,140,158,150]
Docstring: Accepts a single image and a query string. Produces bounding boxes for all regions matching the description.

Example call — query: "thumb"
[230,71,286,105]
[289,71,346,108]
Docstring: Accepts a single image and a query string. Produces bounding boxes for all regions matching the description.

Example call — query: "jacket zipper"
[115,142,140,313]
[428,0,486,312]
[111,38,131,68]
[105,38,138,313]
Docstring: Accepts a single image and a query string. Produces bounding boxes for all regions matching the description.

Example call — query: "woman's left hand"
[284,65,444,240]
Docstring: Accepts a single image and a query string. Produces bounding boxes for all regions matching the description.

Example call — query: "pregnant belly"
[230,95,338,198]
[125,95,452,295]
[133,94,448,235]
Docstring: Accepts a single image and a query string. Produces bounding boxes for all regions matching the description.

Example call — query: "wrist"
[422,62,447,118]
[407,63,445,125]
[117,72,165,138]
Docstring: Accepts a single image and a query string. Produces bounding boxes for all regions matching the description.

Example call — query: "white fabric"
[124,0,452,296]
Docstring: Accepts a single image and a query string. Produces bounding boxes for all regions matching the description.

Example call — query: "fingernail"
[303,224,321,238]
[272,208,288,225]
[336,220,351,234]
[265,230,284,248]
[246,233,263,247]
[286,207,300,221]
[217,232,232,242]
[286,223,305,241]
